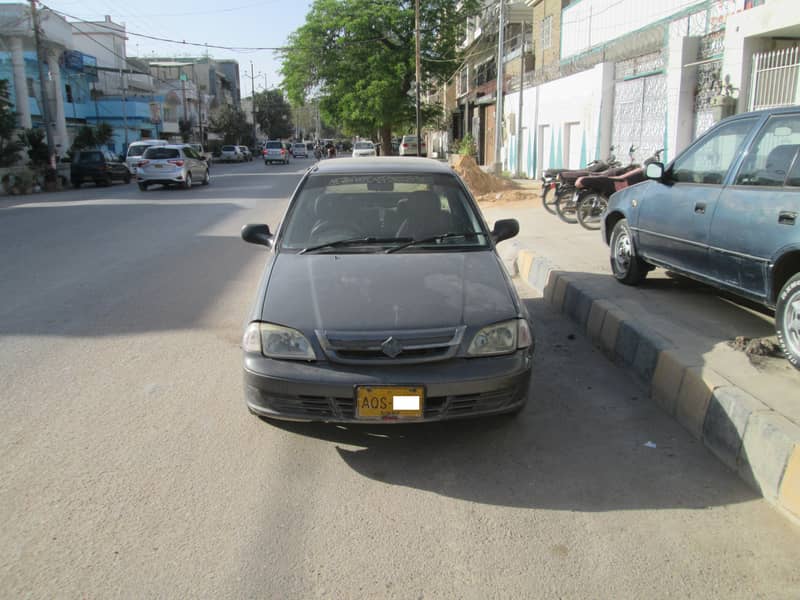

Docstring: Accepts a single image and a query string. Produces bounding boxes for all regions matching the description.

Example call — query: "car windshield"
[222,146,236,151]
[144,147,180,159]
[78,151,103,162]
[354,142,374,149]
[126,145,149,157]
[280,172,487,252]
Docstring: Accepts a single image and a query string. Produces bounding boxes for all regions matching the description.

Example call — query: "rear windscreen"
[143,148,180,159]
[78,151,103,162]
[126,145,149,157]
[266,142,282,149]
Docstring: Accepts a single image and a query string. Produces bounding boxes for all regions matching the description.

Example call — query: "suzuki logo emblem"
[381,336,403,358]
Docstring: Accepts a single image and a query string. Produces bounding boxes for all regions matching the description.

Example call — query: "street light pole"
[248,61,258,144]
[415,0,421,157]
[30,0,56,170]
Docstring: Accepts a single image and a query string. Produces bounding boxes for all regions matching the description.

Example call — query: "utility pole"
[30,0,56,171]
[120,68,128,149]
[516,23,525,177]
[493,0,506,175]
[250,62,257,144]
[415,0,421,157]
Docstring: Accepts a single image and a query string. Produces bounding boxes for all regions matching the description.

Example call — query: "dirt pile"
[451,154,515,196]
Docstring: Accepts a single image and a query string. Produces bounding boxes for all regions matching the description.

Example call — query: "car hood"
[260,251,518,331]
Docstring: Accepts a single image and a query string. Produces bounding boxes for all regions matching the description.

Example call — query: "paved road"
[1,159,798,598]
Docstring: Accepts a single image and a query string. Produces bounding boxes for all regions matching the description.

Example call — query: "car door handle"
[779,211,797,225]
[694,202,706,214]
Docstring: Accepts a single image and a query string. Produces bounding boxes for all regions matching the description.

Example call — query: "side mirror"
[645,162,664,181]
[491,218,519,244]
[241,223,274,247]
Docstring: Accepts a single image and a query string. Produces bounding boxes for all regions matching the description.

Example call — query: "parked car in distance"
[263,140,290,164]
[240,157,532,422]
[71,149,131,188]
[220,145,245,162]
[238,145,253,161]
[136,144,210,190]
[292,143,308,158]
[398,135,427,157]
[352,141,377,157]
[603,106,800,369]
[125,139,167,174]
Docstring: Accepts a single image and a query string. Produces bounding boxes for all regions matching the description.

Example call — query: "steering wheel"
[309,220,363,243]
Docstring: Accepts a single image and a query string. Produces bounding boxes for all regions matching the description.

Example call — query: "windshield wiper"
[299,236,412,254]
[385,232,487,253]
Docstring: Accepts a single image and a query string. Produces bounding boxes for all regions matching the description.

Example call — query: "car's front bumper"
[244,351,533,423]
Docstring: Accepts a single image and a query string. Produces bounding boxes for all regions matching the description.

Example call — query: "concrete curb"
[517,249,800,524]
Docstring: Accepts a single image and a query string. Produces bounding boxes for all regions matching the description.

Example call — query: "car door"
[183,146,198,176]
[711,112,800,301]
[634,116,757,277]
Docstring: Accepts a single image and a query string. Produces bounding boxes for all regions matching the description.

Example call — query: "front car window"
[735,114,800,187]
[671,118,756,184]
[280,173,486,252]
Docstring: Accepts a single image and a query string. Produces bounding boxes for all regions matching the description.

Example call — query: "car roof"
[310,157,454,175]
[129,140,166,146]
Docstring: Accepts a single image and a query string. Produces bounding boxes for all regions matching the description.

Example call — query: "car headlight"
[467,319,532,356]
[242,322,316,360]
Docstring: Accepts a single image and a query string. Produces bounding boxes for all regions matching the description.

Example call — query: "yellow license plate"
[355,386,424,419]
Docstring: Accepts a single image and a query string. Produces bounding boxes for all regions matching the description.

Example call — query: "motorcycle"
[554,146,636,224]
[540,147,617,215]
[573,148,664,230]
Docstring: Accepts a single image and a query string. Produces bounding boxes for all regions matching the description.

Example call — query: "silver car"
[136,144,210,190]
[240,157,533,423]
[220,145,244,162]
[352,141,377,157]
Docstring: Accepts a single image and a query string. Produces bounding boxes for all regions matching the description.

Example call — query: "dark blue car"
[603,106,800,369]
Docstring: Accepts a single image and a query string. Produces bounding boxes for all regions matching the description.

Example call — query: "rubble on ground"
[451,154,515,196]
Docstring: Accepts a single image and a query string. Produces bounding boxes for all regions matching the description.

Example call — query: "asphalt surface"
[1,158,799,598]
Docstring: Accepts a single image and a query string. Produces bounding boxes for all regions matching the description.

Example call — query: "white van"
[125,139,168,174]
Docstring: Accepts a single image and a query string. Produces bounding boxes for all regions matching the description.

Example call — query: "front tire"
[576,192,608,230]
[138,182,148,191]
[776,273,800,370]
[555,187,578,224]
[609,218,647,285]
[202,169,210,185]
[183,173,192,189]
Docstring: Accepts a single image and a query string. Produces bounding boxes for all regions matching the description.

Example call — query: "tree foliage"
[209,104,251,145]
[18,128,49,169]
[0,79,23,167]
[280,0,478,151]
[70,123,114,152]
[253,90,293,140]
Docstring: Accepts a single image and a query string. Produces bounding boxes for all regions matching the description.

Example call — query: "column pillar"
[47,49,68,156]
[10,37,32,129]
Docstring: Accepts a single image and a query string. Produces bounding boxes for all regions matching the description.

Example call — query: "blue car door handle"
[779,211,797,225]
[694,202,706,214]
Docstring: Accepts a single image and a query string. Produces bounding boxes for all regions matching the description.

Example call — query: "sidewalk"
[481,184,800,524]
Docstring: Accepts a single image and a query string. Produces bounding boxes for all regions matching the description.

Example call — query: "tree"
[209,104,251,145]
[253,90,293,140]
[95,123,113,147]
[18,128,48,169]
[0,79,23,167]
[70,123,114,152]
[280,0,478,154]
[179,118,193,142]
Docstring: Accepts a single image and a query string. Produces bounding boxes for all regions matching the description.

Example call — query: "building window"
[65,84,73,103]
[27,77,35,97]
[458,68,468,95]
[473,59,496,87]
[541,15,552,51]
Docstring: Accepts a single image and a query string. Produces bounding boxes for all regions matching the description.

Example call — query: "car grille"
[316,327,466,365]
[259,385,523,420]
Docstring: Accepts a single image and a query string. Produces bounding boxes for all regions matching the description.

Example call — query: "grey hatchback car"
[241,157,533,422]
[603,106,800,369]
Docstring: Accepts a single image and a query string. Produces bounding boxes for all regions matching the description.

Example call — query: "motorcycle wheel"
[555,187,578,224]
[576,192,608,230]
[541,183,557,214]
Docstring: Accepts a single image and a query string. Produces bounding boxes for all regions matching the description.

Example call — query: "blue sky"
[26,0,314,97]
